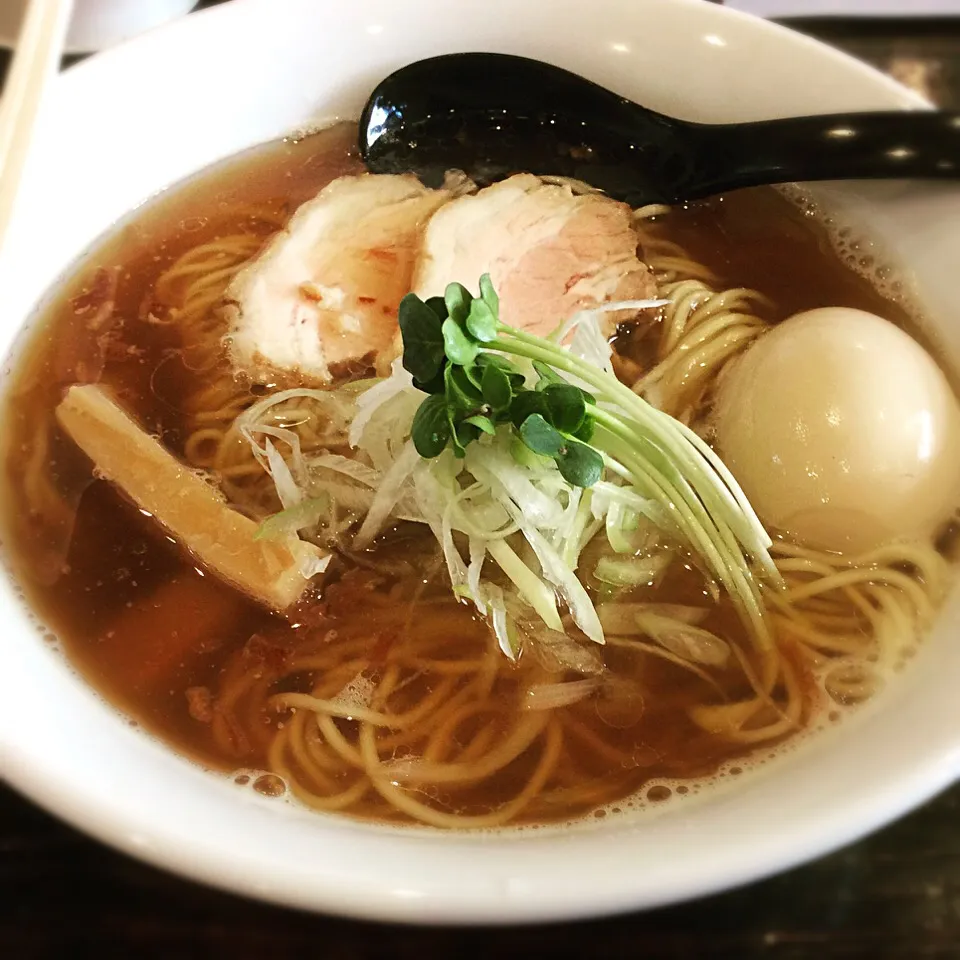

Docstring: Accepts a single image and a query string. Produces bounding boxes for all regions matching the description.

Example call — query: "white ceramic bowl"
[0,0,198,53]
[2,0,960,926]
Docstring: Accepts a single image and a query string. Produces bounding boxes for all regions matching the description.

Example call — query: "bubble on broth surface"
[823,662,883,707]
[231,769,288,798]
[253,774,287,797]
[777,184,924,320]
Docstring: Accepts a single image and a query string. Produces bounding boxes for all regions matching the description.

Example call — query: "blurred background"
[2,0,960,957]
[731,0,960,108]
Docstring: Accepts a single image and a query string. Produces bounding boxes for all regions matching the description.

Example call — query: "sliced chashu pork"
[413,174,658,338]
[225,174,450,384]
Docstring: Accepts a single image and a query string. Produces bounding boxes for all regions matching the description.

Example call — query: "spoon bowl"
[360,52,960,204]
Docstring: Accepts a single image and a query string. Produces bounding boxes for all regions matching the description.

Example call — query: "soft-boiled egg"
[713,307,960,554]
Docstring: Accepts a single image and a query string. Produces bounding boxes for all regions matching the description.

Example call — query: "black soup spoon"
[359,52,960,206]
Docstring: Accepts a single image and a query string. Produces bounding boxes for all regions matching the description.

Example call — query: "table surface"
[4,4,960,956]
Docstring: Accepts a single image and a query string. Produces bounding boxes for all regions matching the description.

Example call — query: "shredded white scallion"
[352,440,422,549]
[524,677,601,711]
[635,612,731,667]
[487,584,519,661]
[264,438,303,509]
[506,501,604,644]
[348,356,413,448]
[467,537,487,615]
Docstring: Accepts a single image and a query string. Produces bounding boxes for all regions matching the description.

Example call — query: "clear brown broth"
[0,122,918,823]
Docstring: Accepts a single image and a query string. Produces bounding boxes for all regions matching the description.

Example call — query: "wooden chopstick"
[0,0,74,255]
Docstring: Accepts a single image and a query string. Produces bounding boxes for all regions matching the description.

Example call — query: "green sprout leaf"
[413,368,446,395]
[520,414,565,457]
[411,393,451,457]
[556,439,604,487]
[477,353,525,389]
[510,434,552,470]
[481,362,513,412]
[444,282,473,326]
[479,272,499,314]
[463,414,497,435]
[572,415,596,444]
[509,390,548,429]
[399,293,445,382]
[442,316,479,366]
[425,295,448,320]
[456,420,482,448]
[466,298,498,342]
[463,362,484,392]
[533,360,566,388]
[543,383,587,434]
[448,402,466,459]
[446,364,483,410]
[476,353,518,373]
[532,361,597,403]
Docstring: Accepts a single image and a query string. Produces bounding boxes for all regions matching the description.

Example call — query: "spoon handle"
[684,111,960,198]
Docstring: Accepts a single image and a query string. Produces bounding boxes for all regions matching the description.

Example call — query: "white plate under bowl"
[1,0,960,926]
